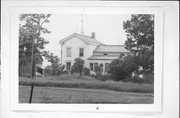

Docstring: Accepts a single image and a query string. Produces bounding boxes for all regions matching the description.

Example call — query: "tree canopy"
[123,14,154,71]
[19,14,51,66]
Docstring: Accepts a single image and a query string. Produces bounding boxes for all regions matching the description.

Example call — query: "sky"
[42,14,131,66]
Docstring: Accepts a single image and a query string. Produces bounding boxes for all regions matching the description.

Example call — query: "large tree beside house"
[123,14,154,72]
[19,14,51,77]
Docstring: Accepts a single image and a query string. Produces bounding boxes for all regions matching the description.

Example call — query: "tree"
[71,58,84,75]
[123,14,154,72]
[43,51,65,76]
[19,14,51,67]
[108,55,138,81]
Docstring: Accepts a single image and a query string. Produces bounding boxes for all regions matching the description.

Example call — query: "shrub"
[123,73,154,84]
[71,58,84,75]
[44,64,65,76]
[94,65,102,76]
[82,67,90,76]
[96,74,111,81]
[108,55,138,81]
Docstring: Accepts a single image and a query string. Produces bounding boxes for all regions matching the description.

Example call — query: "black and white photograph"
[1,1,179,117]
[19,13,154,104]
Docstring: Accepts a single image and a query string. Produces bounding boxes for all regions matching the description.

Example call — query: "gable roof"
[59,33,104,45]
[93,45,130,53]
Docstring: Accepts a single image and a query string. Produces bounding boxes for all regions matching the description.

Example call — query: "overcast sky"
[42,14,131,65]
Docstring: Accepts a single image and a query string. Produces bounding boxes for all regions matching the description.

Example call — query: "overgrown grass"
[19,74,154,93]
[40,91,97,103]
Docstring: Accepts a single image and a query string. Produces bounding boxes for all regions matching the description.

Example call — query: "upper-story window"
[67,47,71,57]
[79,48,84,57]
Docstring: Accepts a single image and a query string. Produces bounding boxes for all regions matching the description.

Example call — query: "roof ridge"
[75,33,104,44]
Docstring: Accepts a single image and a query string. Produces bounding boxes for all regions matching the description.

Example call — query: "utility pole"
[29,35,35,103]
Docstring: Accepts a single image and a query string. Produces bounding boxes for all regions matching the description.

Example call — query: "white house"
[59,32,130,74]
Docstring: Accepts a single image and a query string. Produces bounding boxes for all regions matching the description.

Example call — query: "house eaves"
[59,33,104,45]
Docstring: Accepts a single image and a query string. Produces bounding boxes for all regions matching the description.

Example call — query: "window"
[66,62,71,70]
[67,48,71,57]
[100,63,103,72]
[79,48,84,57]
[100,63,103,68]
[105,63,109,72]
[90,63,93,71]
[94,63,98,69]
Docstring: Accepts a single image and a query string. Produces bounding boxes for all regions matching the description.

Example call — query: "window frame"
[66,47,71,57]
[66,61,71,70]
[79,47,84,57]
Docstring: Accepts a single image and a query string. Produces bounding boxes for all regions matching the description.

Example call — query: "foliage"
[97,74,111,81]
[94,65,102,76]
[19,14,51,67]
[19,76,154,93]
[43,52,65,76]
[71,58,84,75]
[123,73,154,84]
[136,52,154,72]
[108,55,138,81]
[82,67,90,76]
[123,14,154,72]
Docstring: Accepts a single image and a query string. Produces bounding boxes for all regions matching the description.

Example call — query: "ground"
[19,86,153,104]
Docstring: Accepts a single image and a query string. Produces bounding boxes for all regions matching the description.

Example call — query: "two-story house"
[59,32,130,74]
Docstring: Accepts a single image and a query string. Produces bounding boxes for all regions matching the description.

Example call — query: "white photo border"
[8,2,163,113]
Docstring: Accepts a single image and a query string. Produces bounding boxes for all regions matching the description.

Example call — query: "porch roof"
[87,55,119,60]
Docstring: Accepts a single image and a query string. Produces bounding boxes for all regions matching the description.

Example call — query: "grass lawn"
[19,86,153,104]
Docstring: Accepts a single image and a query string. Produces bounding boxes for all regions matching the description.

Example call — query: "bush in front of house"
[108,55,138,81]
[82,67,90,76]
[71,58,84,75]
[44,64,65,76]
[96,74,112,81]
[94,65,102,76]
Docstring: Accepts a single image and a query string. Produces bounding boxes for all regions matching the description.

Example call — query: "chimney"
[91,32,95,39]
